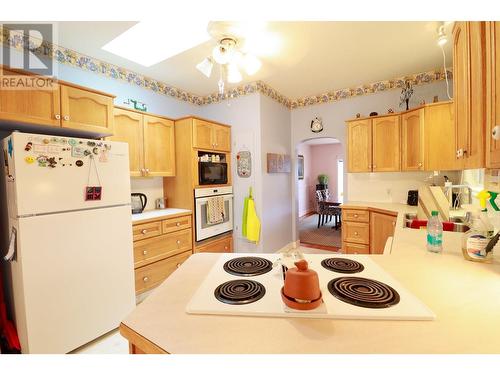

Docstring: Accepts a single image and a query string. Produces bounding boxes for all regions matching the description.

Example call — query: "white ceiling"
[55,21,453,99]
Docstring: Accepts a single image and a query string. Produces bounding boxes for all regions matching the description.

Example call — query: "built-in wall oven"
[194,186,233,242]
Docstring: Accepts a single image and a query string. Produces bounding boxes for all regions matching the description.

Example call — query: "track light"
[437,24,447,46]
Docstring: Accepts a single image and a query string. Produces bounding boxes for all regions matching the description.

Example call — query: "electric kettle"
[131,193,147,214]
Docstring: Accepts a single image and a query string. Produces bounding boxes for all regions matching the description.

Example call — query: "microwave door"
[199,163,228,185]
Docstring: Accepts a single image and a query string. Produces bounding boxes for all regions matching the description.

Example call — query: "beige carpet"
[299,214,342,248]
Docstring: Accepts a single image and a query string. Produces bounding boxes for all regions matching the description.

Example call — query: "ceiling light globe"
[242,54,262,75]
[227,63,242,83]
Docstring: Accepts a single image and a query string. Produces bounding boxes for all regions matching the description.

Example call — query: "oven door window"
[199,163,228,185]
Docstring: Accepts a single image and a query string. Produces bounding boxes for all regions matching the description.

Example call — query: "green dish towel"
[242,196,249,237]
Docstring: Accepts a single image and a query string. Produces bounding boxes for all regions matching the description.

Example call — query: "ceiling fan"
[195,21,279,95]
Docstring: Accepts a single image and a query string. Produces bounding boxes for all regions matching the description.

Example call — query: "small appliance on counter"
[155,197,167,209]
[131,193,147,214]
[407,190,418,206]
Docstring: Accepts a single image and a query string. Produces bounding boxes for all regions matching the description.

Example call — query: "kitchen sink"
[403,213,470,232]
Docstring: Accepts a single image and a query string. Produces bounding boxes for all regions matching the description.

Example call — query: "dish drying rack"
[443,184,473,210]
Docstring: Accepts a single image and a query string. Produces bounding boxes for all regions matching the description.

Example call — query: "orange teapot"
[281,259,322,310]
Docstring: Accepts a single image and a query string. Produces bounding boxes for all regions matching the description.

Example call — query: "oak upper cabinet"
[453,21,486,169]
[369,211,397,255]
[193,118,231,152]
[401,109,424,171]
[0,69,61,126]
[110,108,175,177]
[372,115,400,172]
[346,119,372,172]
[110,108,144,177]
[486,22,500,167]
[143,115,175,177]
[60,84,114,135]
[424,101,459,171]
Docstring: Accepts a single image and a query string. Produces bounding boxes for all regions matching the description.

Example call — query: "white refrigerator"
[2,132,135,353]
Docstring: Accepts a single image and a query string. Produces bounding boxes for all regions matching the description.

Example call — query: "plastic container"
[426,211,443,253]
[461,212,494,263]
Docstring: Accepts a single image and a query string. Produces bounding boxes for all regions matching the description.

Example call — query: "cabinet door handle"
[224,246,228,250]
[145,168,149,174]
[55,114,61,120]
[143,276,149,282]
[373,165,377,169]
[176,222,181,227]
[141,229,147,234]
[142,250,148,255]
[354,231,359,236]
[418,162,423,167]
[176,263,181,269]
[63,115,70,121]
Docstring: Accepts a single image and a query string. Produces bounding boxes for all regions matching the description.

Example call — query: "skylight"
[102,21,209,67]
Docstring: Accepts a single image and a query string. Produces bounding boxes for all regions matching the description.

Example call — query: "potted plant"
[316,174,329,191]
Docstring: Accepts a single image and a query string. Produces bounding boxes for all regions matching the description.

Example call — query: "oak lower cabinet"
[132,214,192,295]
[341,207,396,254]
[110,107,175,177]
[0,68,115,135]
[486,21,500,167]
[195,234,233,253]
[369,211,397,254]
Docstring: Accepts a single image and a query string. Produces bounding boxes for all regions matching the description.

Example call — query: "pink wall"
[297,143,313,217]
[297,142,343,216]
[309,143,343,202]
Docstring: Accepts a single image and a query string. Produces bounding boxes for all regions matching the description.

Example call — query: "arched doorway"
[295,137,344,252]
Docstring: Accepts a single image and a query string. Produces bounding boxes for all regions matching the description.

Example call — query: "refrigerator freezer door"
[7,132,131,217]
[12,205,135,353]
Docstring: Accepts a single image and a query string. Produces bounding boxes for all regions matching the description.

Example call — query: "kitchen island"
[120,230,500,353]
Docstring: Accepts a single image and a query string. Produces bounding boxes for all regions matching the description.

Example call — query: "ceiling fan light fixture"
[437,24,447,46]
[196,57,214,77]
[226,63,242,83]
[212,38,237,65]
[242,54,262,75]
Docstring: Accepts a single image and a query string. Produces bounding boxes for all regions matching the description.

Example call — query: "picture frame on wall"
[298,155,304,180]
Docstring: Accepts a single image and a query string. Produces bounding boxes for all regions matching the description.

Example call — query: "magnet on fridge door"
[83,150,91,157]
[75,160,84,167]
[37,155,48,167]
[87,141,96,147]
[68,139,77,146]
[85,186,102,201]
[43,139,50,144]
[24,156,35,164]
[24,142,33,151]
[99,150,109,162]
[47,157,57,168]
[71,147,85,158]
[92,147,99,155]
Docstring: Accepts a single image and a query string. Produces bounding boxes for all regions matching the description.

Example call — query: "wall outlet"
[386,188,392,196]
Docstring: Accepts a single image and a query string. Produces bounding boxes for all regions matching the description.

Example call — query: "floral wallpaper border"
[1,25,452,110]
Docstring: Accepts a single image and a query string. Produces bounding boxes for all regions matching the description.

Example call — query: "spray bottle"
[461,190,495,263]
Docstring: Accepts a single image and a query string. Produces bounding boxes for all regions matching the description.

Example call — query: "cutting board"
[417,186,449,221]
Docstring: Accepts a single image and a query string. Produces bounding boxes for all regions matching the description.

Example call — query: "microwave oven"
[198,162,228,185]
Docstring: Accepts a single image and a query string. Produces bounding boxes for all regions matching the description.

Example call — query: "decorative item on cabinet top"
[123,98,147,112]
[310,117,323,133]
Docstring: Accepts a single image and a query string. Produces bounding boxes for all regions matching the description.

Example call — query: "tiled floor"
[72,246,336,354]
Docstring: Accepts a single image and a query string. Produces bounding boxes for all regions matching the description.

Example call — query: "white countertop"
[131,208,191,223]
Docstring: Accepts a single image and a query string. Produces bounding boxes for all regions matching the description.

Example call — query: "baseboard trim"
[299,211,315,219]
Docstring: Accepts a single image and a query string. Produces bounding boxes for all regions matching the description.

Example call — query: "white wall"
[130,178,164,211]
[290,80,453,241]
[260,95,293,252]
[197,94,263,252]
[297,142,313,216]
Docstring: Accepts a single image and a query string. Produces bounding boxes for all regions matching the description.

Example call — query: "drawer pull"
[354,231,359,236]
[176,222,181,227]
[176,240,181,245]
[143,276,149,282]
[354,214,358,218]
[224,246,228,250]
[141,229,147,234]
[142,250,148,255]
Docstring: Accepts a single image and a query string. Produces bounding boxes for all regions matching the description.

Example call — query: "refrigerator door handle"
[4,227,17,262]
